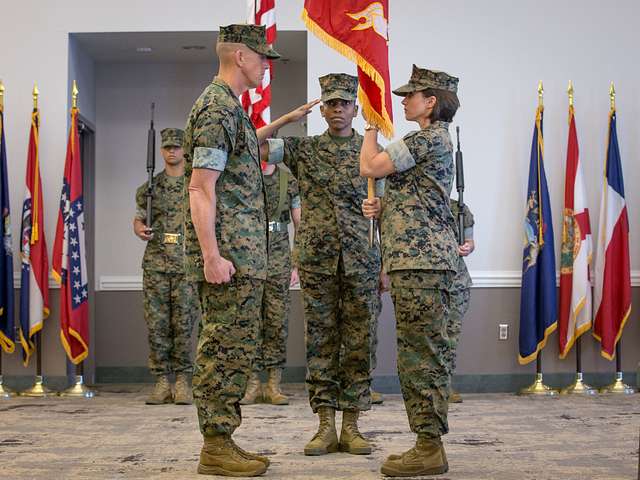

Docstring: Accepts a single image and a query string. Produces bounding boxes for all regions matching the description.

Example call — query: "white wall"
[1,0,639,285]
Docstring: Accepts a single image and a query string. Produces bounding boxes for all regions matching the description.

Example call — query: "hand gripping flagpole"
[519,81,559,397]
[20,83,55,398]
[560,81,596,396]
[59,82,94,399]
[599,83,634,396]
[0,81,16,399]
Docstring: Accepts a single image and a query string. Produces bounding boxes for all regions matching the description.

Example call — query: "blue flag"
[0,107,15,354]
[519,106,557,365]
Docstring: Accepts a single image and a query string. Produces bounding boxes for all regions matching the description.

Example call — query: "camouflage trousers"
[370,292,382,372]
[389,270,453,438]
[253,271,290,372]
[193,277,264,436]
[446,287,470,375]
[300,265,377,412]
[142,270,199,377]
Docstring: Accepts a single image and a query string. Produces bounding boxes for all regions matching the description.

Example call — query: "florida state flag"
[52,106,89,364]
[302,0,394,138]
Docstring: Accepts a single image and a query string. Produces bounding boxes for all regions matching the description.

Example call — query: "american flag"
[241,0,277,129]
[53,106,89,364]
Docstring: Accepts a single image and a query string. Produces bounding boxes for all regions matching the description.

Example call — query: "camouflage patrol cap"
[319,73,358,102]
[218,24,281,59]
[160,128,184,148]
[393,65,459,96]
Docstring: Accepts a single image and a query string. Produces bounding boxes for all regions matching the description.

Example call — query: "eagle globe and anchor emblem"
[346,2,389,41]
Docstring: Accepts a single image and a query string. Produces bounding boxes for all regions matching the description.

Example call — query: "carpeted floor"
[0,384,637,479]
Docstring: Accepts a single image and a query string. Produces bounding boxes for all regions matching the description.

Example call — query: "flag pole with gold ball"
[598,83,635,395]
[560,81,597,396]
[518,82,559,397]
[59,81,95,399]
[0,81,17,399]
[20,83,55,398]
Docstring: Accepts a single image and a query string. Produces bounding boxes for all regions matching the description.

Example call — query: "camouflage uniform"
[267,74,382,413]
[382,66,460,439]
[447,200,474,376]
[183,58,276,435]
[135,129,199,378]
[253,164,300,373]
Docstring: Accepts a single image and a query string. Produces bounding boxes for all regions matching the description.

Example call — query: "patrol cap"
[160,128,184,148]
[393,65,459,96]
[319,73,358,102]
[218,24,281,59]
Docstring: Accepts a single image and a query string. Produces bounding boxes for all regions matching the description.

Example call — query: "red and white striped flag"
[241,0,276,129]
[558,102,592,358]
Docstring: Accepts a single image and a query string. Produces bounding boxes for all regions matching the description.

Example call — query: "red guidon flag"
[302,0,394,138]
[52,106,89,364]
[558,102,592,358]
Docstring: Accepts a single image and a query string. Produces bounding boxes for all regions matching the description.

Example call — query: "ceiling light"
[136,47,152,53]
[182,45,206,50]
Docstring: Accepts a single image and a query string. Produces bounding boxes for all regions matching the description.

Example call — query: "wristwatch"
[364,123,379,131]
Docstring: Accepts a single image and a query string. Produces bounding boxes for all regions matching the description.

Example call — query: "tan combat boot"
[174,373,193,405]
[450,390,463,403]
[304,406,339,455]
[239,372,262,405]
[198,434,267,477]
[380,435,448,477]
[145,375,173,405]
[338,410,372,455]
[262,368,289,405]
[371,389,384,405]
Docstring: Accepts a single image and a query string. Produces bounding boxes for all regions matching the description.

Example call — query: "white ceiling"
[72,31,306,64]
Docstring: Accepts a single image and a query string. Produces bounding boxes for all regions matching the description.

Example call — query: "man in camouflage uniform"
[361,65,461,476]
[447,199,475,403]
[133,128,199,406]
[240,162,301,406]
[257,74,383,456]
[183,24,294,477]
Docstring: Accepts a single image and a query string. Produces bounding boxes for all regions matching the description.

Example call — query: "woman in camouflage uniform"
[360,65,461,477]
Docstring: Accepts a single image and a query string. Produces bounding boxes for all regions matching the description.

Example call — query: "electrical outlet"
[499,324,509,340]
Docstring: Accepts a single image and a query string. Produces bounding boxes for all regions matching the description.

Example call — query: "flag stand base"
[0,376,16,399]
[518,373,559,396]
[560,373,597,396]
[600,372,636,395]
[59,375,95,398]
[19,375,56,397]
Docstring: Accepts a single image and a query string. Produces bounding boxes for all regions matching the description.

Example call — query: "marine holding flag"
[360,65,461,476]
[19,107,49,366]
[52,105,89,365]
[0,97,15,354]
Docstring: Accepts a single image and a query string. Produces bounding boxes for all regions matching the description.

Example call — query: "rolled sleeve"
[267,138,285,165]
[193,146,228,171]
[464,226,474,241]
[385,139,416,173]
[290,195,301,210]
[135,207,147,221]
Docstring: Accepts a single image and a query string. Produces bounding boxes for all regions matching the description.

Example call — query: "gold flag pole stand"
[519,353,559,396]
[0,82,14,400]
[20,333,55,397]
[600,342,635,394]
[561,337,597,396]
[20,85,55,398]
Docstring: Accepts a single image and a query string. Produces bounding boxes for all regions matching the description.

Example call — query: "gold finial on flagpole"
[72,80,79,110]
[537,81,544,108]
[0,81,5,111]
[32,83,39,111]
[568,80,574,108]
[609,82,616,111]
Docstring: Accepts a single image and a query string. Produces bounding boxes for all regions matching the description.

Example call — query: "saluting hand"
[204,255,236,284]
[285,99,321,123]
[362,197,382,219]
